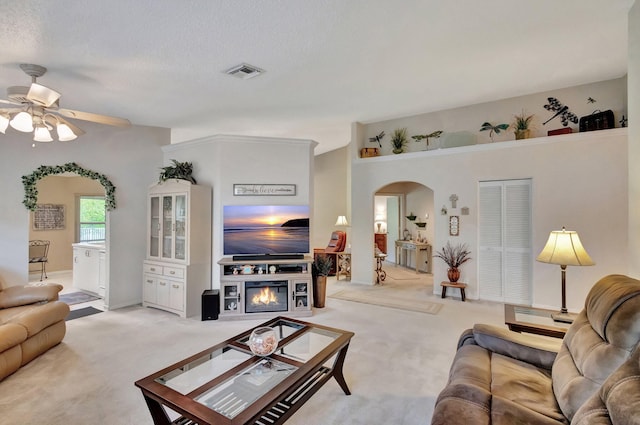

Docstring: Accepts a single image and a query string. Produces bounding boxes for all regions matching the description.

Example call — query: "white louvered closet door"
[478,179,532,304]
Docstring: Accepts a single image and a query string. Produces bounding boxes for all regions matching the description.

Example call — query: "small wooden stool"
[441,281,467,301]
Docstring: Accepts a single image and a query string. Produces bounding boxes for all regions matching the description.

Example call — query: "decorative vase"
[447,268,460,282]
[392,148,404,154]
[515,129,530,140]
[248,326,279,356]
[313,275,327,308]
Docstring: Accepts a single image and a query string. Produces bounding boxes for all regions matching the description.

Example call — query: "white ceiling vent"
[224,63,265,80]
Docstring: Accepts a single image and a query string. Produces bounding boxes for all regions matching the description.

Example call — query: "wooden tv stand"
[218,256,314,320]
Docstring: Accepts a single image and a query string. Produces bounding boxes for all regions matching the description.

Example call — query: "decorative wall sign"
[33,204,65,230]
[449,194,459,208]
[449,216,460,236]
[233,184,296,196]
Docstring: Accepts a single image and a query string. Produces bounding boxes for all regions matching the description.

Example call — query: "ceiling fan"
[0,63,130,142]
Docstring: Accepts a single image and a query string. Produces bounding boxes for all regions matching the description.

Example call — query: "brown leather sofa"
[0,284,69,381]
[432,274,640,425]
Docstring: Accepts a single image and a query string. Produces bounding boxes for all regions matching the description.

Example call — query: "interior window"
[78,196,106,242]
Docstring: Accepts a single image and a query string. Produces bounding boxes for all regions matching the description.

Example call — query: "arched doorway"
[374,181,434,287]
[23,162,115,304]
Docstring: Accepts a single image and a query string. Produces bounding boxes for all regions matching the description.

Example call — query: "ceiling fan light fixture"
[10,111,34,132]
[33,125,53,142]
[56,122,77,141]
[0,114,9,134]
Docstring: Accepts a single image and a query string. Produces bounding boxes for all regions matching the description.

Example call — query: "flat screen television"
[223,205,310,256]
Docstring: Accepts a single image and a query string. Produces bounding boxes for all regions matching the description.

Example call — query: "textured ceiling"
[0,0,634,154]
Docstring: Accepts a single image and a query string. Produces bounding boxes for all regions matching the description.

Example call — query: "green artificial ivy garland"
[22,162,117,211]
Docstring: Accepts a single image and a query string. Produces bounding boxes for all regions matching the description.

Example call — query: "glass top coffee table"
[135,317,354,425]
[504,304,572,339]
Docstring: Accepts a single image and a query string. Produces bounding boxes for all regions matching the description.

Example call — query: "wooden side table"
[504,304,571,338]
[440,281,467,301]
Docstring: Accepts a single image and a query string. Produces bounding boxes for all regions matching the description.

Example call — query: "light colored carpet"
[2,271,506,425]
[330,290,443,314]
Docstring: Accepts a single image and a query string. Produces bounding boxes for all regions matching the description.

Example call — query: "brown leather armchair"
[313,231,346,276]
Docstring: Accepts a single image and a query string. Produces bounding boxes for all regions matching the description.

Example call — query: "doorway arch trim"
[22,162,117,211]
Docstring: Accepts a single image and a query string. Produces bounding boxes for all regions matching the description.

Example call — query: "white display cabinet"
[143,180,211,318]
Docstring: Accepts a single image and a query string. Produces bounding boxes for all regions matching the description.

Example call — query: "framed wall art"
[449,215,459,236]
[33,204,65,230]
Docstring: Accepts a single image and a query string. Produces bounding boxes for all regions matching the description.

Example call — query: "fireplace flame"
[251,287,279,305]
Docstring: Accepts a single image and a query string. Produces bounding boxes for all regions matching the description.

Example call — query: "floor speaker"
[202,289,220,321]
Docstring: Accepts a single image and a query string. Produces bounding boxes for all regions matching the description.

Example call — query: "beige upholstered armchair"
[0,283,69,381]
[432,274,640,425]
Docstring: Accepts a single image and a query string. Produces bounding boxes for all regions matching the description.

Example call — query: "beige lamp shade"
[536,228,594,266]
[335,215,348,226]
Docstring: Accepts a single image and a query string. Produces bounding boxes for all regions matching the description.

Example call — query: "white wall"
[0,123,169,310]
[161,135,316,288]
[629,1,640,277]
[350,129,628,313]
[313,147,349,249]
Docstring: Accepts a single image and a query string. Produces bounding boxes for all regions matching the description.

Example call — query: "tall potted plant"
[434,241,472,282]
[312,254,333,308]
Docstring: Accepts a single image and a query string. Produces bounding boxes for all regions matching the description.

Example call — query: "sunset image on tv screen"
[223,205,309,255]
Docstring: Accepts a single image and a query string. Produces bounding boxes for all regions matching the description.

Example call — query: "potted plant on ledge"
[513,110,535,140]
[434,241,472,282]
[312,254,333,308]
[390,128,408,154]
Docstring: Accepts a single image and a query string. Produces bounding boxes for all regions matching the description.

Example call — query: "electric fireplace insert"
[245,281,289,313]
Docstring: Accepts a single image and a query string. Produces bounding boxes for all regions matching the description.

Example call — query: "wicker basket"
[360,148,379,158]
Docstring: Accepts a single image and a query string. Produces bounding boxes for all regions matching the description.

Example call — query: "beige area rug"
[384,268,424,281]
[330,289,443,314]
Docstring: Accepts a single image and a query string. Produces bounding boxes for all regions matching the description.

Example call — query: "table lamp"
[536,227,594,323]
[335,215,348,227]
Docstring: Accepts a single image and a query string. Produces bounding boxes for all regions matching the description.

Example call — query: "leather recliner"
[313,231,346,276]
[432,274,640,425]
[0,284,69,381]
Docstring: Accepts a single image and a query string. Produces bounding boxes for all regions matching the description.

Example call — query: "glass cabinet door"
[149,196,160,258]
[162,195,173,259]
[174,194,187,261]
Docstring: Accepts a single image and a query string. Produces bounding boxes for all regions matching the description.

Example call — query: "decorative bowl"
[248,326,279,356]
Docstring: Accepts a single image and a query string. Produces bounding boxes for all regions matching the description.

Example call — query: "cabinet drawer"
[163,266,185,279]
[144,263,163,275]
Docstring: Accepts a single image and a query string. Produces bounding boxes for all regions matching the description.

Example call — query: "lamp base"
[551,311,577,324]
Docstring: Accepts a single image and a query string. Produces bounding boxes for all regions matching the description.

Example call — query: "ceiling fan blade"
[57,108,131,127]
[0,98,22,107]
[27,83,61,107]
